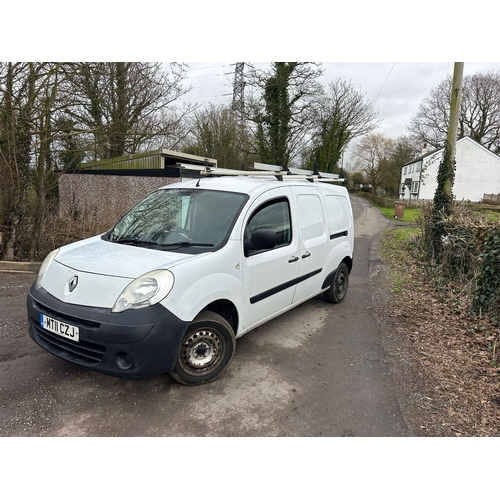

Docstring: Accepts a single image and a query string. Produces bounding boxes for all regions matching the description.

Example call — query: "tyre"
[324,262,349,304]
[169,311,236,385]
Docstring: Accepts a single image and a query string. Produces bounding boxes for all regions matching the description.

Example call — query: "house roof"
[401,136,500,168]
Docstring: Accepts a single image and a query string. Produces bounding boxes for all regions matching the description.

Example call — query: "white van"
[27,169,354,385]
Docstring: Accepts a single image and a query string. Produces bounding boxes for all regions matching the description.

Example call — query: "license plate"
[40,314,79,342]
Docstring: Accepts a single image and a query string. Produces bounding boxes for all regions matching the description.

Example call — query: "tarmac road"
[0,195,410,437]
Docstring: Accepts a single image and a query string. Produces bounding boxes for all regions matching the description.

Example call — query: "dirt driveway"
[0,196,411,437]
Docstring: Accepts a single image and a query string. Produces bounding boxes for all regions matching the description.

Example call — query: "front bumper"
[27,285,189,378]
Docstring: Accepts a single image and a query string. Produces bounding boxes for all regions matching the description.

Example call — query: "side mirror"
[245,228,277,256]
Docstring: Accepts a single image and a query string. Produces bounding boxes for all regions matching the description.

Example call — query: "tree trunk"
[4,215,19,261]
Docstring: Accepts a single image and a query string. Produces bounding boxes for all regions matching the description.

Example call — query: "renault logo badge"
[68,276,78,292]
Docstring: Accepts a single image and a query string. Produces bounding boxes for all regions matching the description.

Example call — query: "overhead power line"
[183,71,234,80]
[181,93,232,100]
[374,63,396,104]
[190,83,231,90]
[185,64,233,72]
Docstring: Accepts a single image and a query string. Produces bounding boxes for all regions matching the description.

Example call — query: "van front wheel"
[169,311,236,385]
[324,262,349,304]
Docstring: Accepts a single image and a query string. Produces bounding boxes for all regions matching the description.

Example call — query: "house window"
[403,166,407,175]
[416,161,421,172]
[411,181,419,194]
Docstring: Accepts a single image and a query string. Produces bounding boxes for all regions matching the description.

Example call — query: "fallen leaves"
[373,228,500,437]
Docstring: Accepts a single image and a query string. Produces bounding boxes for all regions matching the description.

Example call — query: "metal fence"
[483,193,500,205]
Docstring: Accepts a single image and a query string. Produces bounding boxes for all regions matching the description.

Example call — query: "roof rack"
[176,161,345,183]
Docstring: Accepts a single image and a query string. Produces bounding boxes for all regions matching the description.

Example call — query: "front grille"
[32,320,106,366]
[34,300,100,329]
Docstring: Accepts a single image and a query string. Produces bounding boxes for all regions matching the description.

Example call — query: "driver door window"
[245,198,291,257]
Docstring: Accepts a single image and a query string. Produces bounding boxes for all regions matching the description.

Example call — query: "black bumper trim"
[27,285,190,378]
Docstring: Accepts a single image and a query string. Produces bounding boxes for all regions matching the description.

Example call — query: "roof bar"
[175,162,345,182]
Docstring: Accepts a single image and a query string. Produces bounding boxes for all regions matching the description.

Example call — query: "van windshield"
[105,188,248,252]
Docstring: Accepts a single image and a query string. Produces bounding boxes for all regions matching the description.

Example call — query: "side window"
[325,195,351,235]
[245,198,291,256]
[296,194,324,241]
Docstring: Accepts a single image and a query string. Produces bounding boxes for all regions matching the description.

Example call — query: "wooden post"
[445,62,464,195]
[431,63,465,261]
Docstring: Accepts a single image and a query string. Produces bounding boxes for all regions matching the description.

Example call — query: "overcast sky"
[5,4,500,164]
[6,3,498,146]
[176,61,500,142]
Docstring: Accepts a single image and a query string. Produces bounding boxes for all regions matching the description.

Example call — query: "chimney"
[421,143,428,155]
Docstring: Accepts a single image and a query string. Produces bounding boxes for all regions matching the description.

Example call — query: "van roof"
[159,176,349,197]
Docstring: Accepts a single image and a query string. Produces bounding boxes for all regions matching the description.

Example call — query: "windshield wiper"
[110,236,214,249]
[157,241,214,248]
[112,237,154,247]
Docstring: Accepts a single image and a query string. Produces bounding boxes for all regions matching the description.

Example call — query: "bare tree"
[182,104,258,169]
[304,79,379,173]
[351,133,395,194]
[383,135,421,195]
[0,62,192,261]
[0,62,30,260]
[409,70,500,153]
[246,62,324,167]
[0,62,63,260]
[61,62,192,161]
[350,134,420,196]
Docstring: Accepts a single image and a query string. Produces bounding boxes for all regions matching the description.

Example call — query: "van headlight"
[112,270,174,313]
[35,249,59,290]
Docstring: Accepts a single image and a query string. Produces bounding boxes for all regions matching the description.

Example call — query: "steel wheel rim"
[336,270,347,296]
[180,329,223,372]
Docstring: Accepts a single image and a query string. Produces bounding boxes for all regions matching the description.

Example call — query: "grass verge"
[376,204,420,223]
[376,225,500,436]
[379,227,419,293]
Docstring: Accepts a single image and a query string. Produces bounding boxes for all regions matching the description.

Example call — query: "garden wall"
[59,173,180,229]
[483,193,500,205]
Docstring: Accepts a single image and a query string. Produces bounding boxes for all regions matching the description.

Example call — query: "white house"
[399,137,500,203]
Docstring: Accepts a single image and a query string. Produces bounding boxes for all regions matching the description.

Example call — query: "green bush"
[473,226,500,324]
[414,202,500,324]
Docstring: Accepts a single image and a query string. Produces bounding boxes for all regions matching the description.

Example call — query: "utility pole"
[446,62,464,184]
[431,62,464,261]
[434,62,464,211]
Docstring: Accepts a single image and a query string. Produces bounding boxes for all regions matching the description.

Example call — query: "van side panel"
[289,186,329,303]
[240,186,301,330]
[161,240,245,333]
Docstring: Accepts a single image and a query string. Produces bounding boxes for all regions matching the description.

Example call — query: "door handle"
[288,256,299,263]
[302,251,311,259]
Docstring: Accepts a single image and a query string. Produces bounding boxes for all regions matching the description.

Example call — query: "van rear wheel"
[324,262,349,304]
[169,311,236,385]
